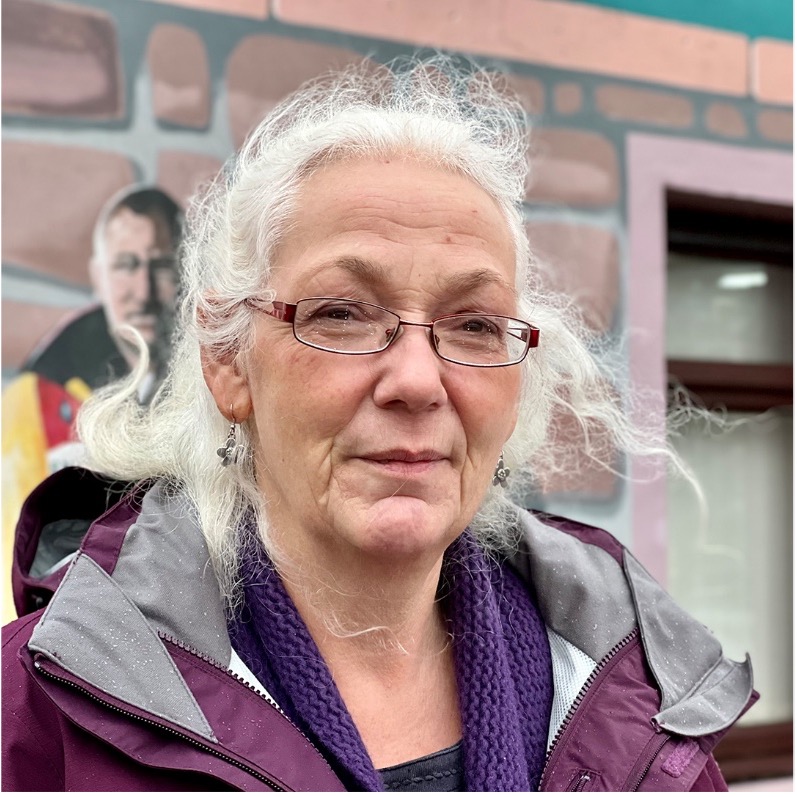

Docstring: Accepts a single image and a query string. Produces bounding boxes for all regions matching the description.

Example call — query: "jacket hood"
[12,468,131,616]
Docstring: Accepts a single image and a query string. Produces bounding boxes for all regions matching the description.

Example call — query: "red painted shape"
[36,377,83,448]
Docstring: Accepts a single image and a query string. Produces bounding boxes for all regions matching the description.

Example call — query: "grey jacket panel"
[27,482,232,743]
[513,511,753,737]
[28,553,217,742]
[624,552,754,735]
[113,482,231,666]
[512,511,637,661]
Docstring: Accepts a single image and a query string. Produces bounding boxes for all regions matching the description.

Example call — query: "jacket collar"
[513,510,753,736]
[24,470,753,743]
[28,479,228,741]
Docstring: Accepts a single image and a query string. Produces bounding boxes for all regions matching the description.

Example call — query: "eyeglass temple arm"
[511,326,540,348]
[244,299,297,322]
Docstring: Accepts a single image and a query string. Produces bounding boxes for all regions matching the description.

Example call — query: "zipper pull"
[568,770,595,791]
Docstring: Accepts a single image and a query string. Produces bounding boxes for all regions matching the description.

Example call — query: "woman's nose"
[372,325,448,411]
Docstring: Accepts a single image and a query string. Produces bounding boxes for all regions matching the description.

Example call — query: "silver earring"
[217,410,240,467]
[493,452,510,488]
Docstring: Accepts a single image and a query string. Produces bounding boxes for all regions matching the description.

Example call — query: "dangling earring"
[217,408,240,467]
[493,452,510,488]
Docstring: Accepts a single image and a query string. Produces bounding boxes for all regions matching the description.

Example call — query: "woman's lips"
[358,450,448,476]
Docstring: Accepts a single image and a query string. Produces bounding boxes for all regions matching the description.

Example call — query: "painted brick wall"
[2,0,792,550]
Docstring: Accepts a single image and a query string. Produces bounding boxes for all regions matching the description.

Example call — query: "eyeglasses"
[245,297,539,367]
[111,253,177,274]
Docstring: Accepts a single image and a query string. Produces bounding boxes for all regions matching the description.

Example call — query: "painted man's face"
[93,207,179,366]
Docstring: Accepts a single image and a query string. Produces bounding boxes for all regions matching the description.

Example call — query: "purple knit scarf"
[228,532,553,791]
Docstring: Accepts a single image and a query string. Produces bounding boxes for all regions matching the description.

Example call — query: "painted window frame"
[626,135,793,782]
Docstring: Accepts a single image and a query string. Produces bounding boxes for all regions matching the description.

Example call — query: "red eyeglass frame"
[244,297,540,363]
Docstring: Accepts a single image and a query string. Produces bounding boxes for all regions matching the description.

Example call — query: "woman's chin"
[348,496,461,561]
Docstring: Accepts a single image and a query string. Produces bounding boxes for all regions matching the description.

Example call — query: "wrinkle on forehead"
[270,157,517,297]
[299,256,517,299]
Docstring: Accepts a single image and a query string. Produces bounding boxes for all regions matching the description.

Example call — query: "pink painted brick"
[751,39,793,106]
[3,0,124,119]
[537,410,618,498]
[143,0,268,18]
[2,141,135,287]
[526,221,619,333]
[157,151,224,207]
[704,102,748,139]
[148,24,210,129]
[595,84,693,129]
[2,300,82,370]
[505,73,544,115]
[553,83,583,116]
[274,0,748,96]
[757,109,793,144]
[527,129,619,207]
[227,35,368,149]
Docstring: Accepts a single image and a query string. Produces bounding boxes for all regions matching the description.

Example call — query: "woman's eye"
[461,317,497,334]
[324,307,352,320]
[313,303,366,322]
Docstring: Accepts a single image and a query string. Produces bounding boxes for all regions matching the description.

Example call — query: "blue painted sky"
[574,0,792,40]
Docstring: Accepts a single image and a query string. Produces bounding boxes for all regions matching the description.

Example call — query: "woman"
[3,59,753,792]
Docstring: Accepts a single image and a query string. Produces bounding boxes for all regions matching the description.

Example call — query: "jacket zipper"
[538,628,639,791]
[35,660,285,791]
[157,632,333,771]
[628,735,669,791]
[567,771,593,791]
[160,632,339,782]
[159,632,285,711]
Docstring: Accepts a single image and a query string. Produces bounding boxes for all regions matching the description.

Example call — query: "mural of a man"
[24,185,182,406]
[2,185,182,617]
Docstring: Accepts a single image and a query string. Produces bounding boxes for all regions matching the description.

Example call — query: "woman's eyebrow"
[439,268,517,299]
[309,257,516,297]
[335,256,389,284]
[306,256,388,286]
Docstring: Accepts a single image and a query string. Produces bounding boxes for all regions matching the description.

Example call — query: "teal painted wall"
[575,0,793,40]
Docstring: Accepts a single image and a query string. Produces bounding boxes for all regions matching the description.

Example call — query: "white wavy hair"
[78,56,674,609]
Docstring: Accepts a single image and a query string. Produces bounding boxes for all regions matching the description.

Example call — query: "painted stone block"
[157,151,224,207]
[526,129,619,207]
[505,73,545,115]
[144,0,269,18]
[2,300,86,371]
[526,221,619,334]
[751,39,793,106]
[553,83,583,116]
[704,103,748,140]
[2,0,123,119]
[757,109,793,144]
[273,0,748,96]
[2,141,135,286]
[227,35,367,149]
[536,409,619,499]
[595,84,693,129]
[148,24,210,129]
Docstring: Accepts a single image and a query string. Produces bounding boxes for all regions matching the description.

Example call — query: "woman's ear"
[201,346,253,423]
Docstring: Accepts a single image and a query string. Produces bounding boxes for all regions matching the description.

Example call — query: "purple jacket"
[3,468,755,791]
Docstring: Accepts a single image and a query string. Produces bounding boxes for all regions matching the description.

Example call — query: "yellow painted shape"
[2,374,48,622]
[65,377,92,402]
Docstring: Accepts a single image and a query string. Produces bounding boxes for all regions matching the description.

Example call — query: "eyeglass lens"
[293,298,529,365]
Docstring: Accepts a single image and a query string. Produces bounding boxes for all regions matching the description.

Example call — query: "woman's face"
[240,157,521,566]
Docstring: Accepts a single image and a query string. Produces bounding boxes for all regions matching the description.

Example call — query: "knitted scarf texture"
[228,532,553,791]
